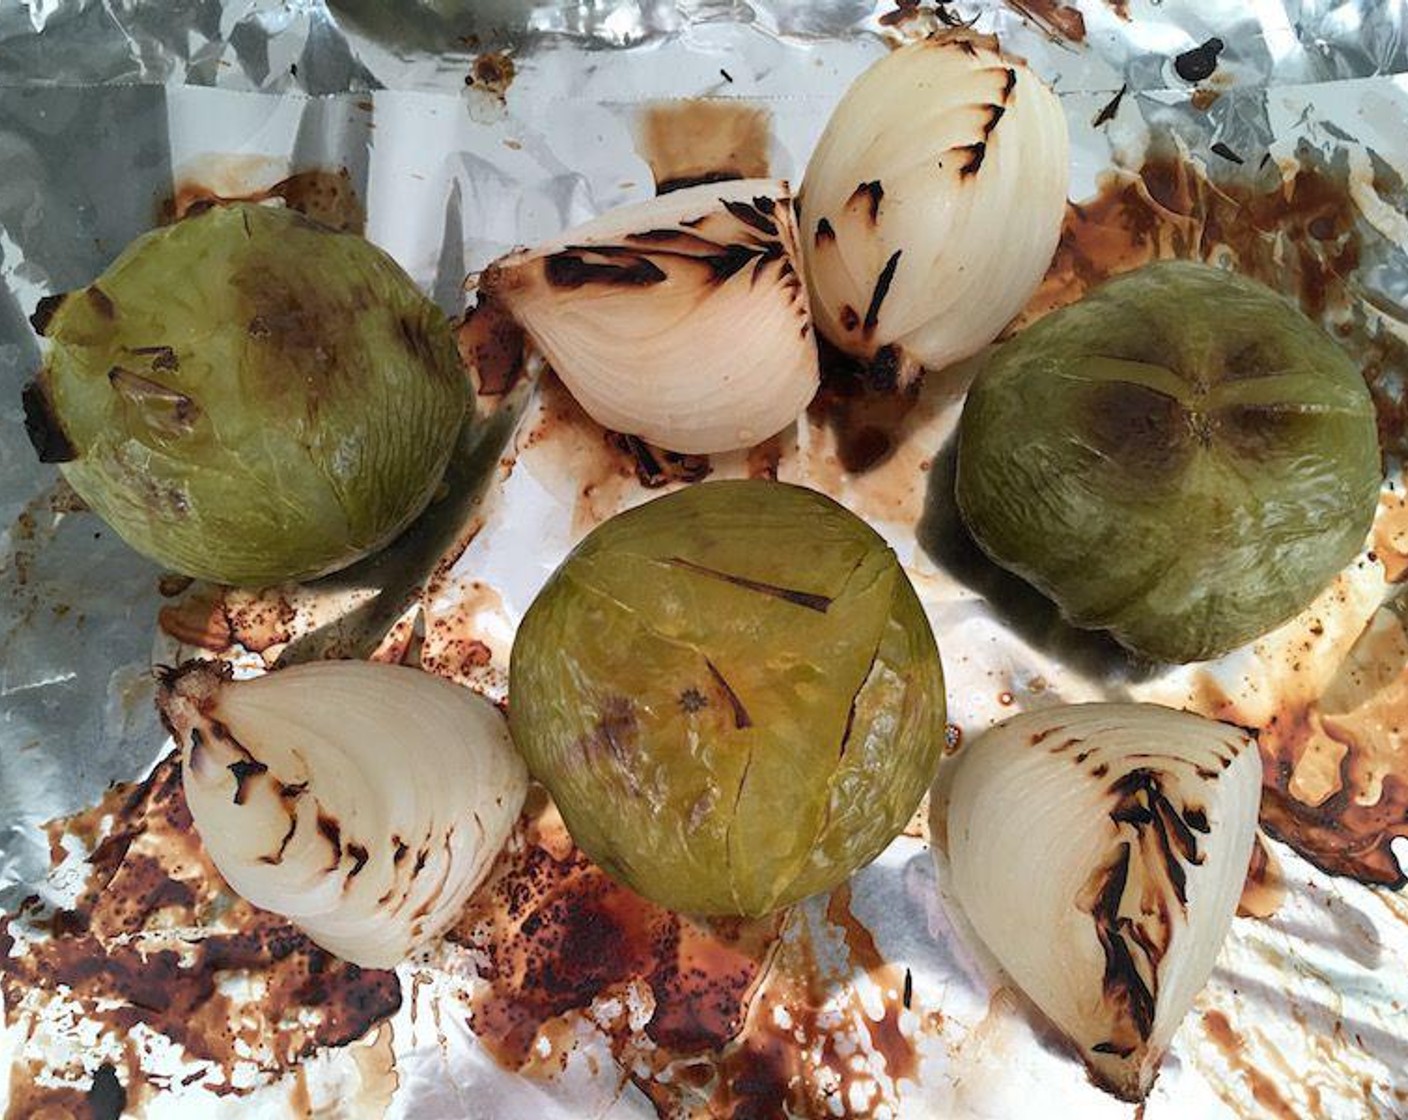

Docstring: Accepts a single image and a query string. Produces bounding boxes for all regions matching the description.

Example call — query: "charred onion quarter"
[157,659,527,969]
[955,260,1382,663]
[798,30,1068,388]
[936,703,1261,1102]
[478,178,816,455]
[508,480,946,917]
[22,202,468,587]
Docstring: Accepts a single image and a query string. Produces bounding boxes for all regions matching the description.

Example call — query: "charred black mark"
[982,103,1006,138]
[22,378,76,463]
[1030,726,1068,745]
[956,37,978,57]
[628,228,697,243]
[840,649,878,757]
[227,758,268,806]
[1085,842,1156,1043]
[1001,67,1017,101]
[412,847,428,876]
[1092,763,1110,778]
[1092,1040,1136,1057]
[679,688,708,714]
[720,67,734,82]
[722,197,779,237]
[545,251,667,289]
[1184,806,1210,833]
[88,1063,127,1120]
[1074,749,1093,764]
[317,812,343,869]
[29,292,67,336]
[248,315,271,339]
[262,808,300,866]
[86,285,115,319]
[664,556,833,612]
[753,195,776,215]
[187,726,206,768]
[815,217,836,245]
[840,304,861,332]
[347,843,370,878]
[903,968,913,1009]
[851,180,884,223]
[660,171,746,195]
[609,432,711,489]
[956,142,987,177]
[1174,37,1225,82]
[131,344,179,372]
[1210,142,1244,165]
[1093,83,1127,128]
[863,249,902,335]
[705,659,752,730]
[866,344,902,392]
[392,836,409,864]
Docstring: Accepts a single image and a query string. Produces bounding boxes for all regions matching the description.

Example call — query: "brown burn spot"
[86,285,115,319]
[0,756,400,1097]
[21,377,76,464]
[850,180,884,223]
[705,659,753,730]
[814,217,836,246]
[457,297,525,396]
[544,251,668,289]
[227,757,268,806]
[467,50,515,98]
[956,142,987,177]
[29,291,67,336]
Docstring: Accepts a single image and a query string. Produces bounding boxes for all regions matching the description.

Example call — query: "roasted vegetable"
[23,202,467,586]
[937,702,1261,1101]
[509,480,946,916]
[955,260,1381,663]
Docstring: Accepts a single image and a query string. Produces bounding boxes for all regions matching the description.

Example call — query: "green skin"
[509,480,947,917]
[955,260,1382,664]
[30,203,467,586]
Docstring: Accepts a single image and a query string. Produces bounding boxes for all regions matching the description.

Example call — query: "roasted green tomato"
[955,260,1381,664]
[509,480,946,916]
[22,202,467,586]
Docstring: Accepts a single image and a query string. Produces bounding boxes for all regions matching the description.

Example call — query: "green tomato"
[955,260,1381,664]
[509,480,946,916]
[23,203,467,586]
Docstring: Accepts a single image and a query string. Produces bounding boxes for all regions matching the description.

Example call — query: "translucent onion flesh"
[935,702,1261,1100]
[158,659,527,969]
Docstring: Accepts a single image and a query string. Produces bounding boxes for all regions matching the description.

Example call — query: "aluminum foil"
[3,1,1408,1118]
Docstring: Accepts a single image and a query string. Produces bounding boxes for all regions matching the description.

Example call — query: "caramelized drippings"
[163,167,365,233]
[634,101,772,195]
[1237,834,1287,920]
[0,757,401,1105]
[1015,148,1407,456]
[1006,0,1087,42]
[452,798,778,1072]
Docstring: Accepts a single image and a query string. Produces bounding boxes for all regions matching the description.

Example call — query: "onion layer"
[158,659,527,969]
[799,31,1068,384]
[480,178,817,454]
[936,702,1261,1100]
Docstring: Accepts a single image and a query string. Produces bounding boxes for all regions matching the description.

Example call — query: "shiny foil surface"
[3,1,1408,1118]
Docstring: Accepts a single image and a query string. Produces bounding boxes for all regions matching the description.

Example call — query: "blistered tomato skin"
[24,202,467,586]
[954,260,1382,664]
[508,480,947,917]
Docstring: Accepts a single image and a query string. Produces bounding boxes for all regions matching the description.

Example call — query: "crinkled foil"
[3,1,1408,1118]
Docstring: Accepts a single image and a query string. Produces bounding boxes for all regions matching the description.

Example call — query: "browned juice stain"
[807,339,925,475]
[456,296,526,397]
[0,756,401,1106]
[1006,0,1088,42]
[454,796,926,1116]
[1200,1010,1304,1120]
[1015,148,1408,457]
[467,50,515,100]
[452,795,778,1070]
[158,584,296,657]
[162,166,365,234]
[1237,834,1287,920]
[1373,492,1408,582]
[634,101,772,195]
